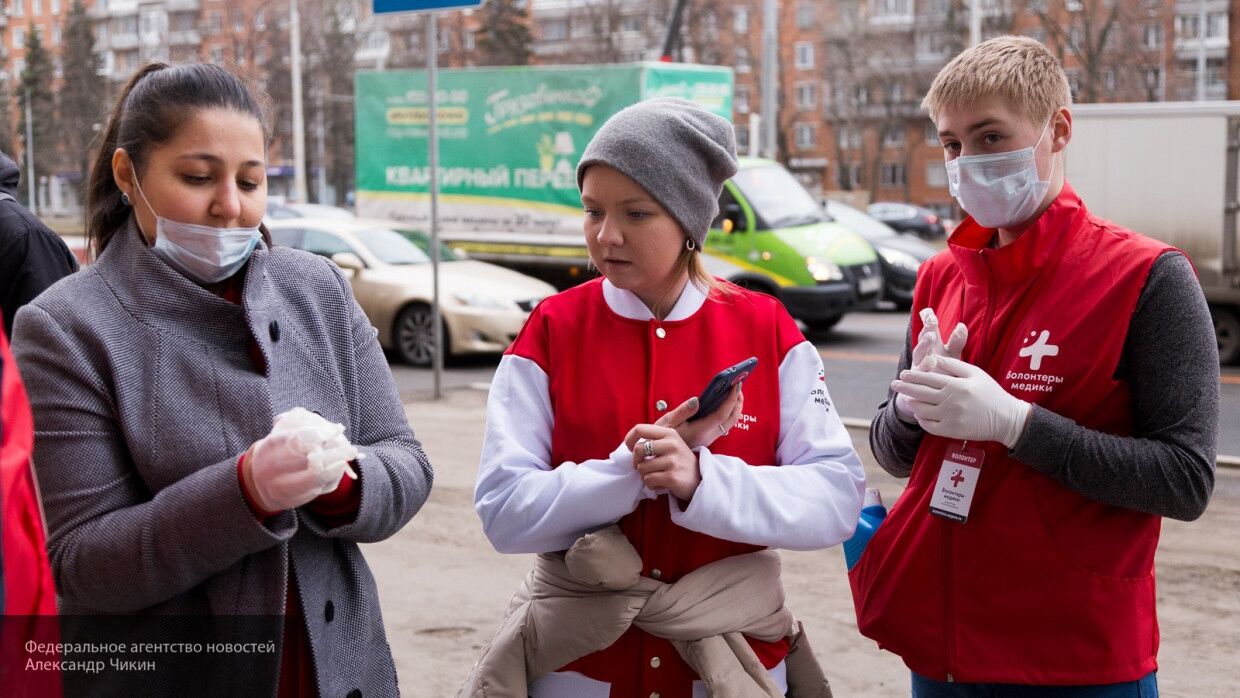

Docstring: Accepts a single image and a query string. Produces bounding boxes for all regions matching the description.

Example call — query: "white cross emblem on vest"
[1019,330,1059,371]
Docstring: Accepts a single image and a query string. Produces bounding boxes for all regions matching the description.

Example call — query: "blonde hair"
[646,247,738,320]
[921,36,1072,127]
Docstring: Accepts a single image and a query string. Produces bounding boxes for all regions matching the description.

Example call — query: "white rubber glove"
[895,308,968,423]
[272,408,361,496]
[244,428,329,512]
[890,355,1032,448]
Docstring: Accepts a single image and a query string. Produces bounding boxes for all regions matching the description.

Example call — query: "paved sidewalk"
[365,388,1240,697]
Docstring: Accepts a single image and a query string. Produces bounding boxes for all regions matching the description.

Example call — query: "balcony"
[1174,36,1230,60]
[166,0,201,10]
[168,30,200,46]
[110,32,140,51]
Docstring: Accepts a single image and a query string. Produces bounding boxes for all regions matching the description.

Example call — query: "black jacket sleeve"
[1,213,79,338]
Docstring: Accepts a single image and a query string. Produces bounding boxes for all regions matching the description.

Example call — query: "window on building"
[1207,57,1227,88]
[52,24,61,45]
[12,0,23,18]
[925,120,940,146]
[210,46,225,64]
[52,0,60,14]
[13,27,26,48]
[14,59,25,76]
[883,126,905,148]
[33,0,42,16]
[795,123,816,149]
[854,85,869,106]
[1176,14,1204,40]
[794,42,814,70]
[736,86,750,113]
[1207,12,1228,39]
[620,15,642,33]
[734,7,749,33]
[232,8,245,32]
[881,163,906,188]
[870,0,913,18]
[926,161,948,188]
[838,125,862,150]
[796,2,814,29]
[208,11,222,34]
[1102,68,1116,93]
[703,10,719,40]
[464,30,476,51]
[1143,22,1163,50]
[736,124,750,151]
[1143,66,1163,94]
[796,83,816,110]
[542,19,568,41]
[438,27,451,52]
[736,46,751,73]
[1065,69,1080,97]
[838,162,862,189]
[886,82,904,103]
[255,10,267,30]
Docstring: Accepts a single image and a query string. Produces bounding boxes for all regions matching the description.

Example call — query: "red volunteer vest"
[508,279,803,698]
[850,185,1174,684]
[1,330,62,697]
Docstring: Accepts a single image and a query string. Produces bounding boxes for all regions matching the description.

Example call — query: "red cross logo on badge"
[950,469,965,487]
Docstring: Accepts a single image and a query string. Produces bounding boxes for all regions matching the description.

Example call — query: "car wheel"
[805,314,843,332]
[1213,305,1240,365]
[394,303,442,367]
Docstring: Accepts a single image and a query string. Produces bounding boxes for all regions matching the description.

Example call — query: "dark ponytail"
[86,62,273,256]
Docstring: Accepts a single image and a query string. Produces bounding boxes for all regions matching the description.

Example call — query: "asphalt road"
[387,309,1240,460]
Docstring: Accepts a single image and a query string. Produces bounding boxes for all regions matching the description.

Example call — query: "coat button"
[650,568,662,580]
[269,320,280,342]
[324,600,334,623]
[655,400,667,411]
[650,656,661,668]
[655,327,666,339]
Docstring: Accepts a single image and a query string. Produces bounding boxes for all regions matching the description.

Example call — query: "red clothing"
[850,185,1173,684]
[1,330,61,697]
[509,279,800,697]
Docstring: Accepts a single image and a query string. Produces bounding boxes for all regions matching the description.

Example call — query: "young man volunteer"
[857,36,1219,696]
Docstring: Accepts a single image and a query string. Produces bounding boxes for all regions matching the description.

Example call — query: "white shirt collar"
[601,277,707,322]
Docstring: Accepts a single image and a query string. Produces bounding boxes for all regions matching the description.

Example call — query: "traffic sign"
[373,0,481,14]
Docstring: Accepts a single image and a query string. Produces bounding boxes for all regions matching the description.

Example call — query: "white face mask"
[132,177,261,284]
[945,120,1057,229]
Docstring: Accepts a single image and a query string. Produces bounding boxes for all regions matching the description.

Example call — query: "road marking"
[820,350,900,364]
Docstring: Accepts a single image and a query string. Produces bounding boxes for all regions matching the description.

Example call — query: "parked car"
[825,201,939,309]
[867,202,948,239]
[266,202,356,221]
[266,218,555,366]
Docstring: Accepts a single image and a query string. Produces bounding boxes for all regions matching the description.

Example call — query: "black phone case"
[688,356,758,421]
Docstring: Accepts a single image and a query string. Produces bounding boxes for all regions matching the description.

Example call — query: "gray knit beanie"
[576,97,739,248]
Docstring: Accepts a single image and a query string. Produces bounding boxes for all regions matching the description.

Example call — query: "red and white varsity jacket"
[851,184,1175,685]
[476,277,865,698]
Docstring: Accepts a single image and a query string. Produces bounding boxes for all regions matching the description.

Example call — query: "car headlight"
[806,256,844,282]
[452,292,513,311]
[879,248,921,273]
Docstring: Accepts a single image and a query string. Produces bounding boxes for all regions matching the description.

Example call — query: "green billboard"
[354,63,733,235]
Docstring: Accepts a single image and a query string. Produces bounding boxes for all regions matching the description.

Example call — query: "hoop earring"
[121,192,132,206]
[685,238,697,251]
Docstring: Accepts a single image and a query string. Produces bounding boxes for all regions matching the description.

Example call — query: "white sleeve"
[669,341,866,550]
[475,354,657,554]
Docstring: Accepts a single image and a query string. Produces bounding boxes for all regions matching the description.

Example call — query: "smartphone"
[688,357,758,421]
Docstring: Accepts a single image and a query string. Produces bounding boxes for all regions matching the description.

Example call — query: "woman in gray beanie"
[474,98,865,697]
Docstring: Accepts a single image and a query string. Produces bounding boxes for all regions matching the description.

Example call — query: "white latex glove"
[890,355,1032,448]
[895,308,968,423]
[273,408,361,495]
[244,428,329,512]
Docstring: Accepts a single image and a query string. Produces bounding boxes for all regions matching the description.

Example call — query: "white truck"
[1066,102,1240,364]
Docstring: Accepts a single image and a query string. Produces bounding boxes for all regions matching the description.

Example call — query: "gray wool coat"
[12,219,433,697]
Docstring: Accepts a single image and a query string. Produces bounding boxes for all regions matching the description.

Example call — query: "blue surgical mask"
[133,177,262,285]
[945,120,1057,229]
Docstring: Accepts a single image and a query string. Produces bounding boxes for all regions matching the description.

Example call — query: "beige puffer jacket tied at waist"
[459,526,834,698]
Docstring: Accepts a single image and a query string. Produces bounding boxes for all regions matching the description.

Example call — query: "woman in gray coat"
[11,63,432,697]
